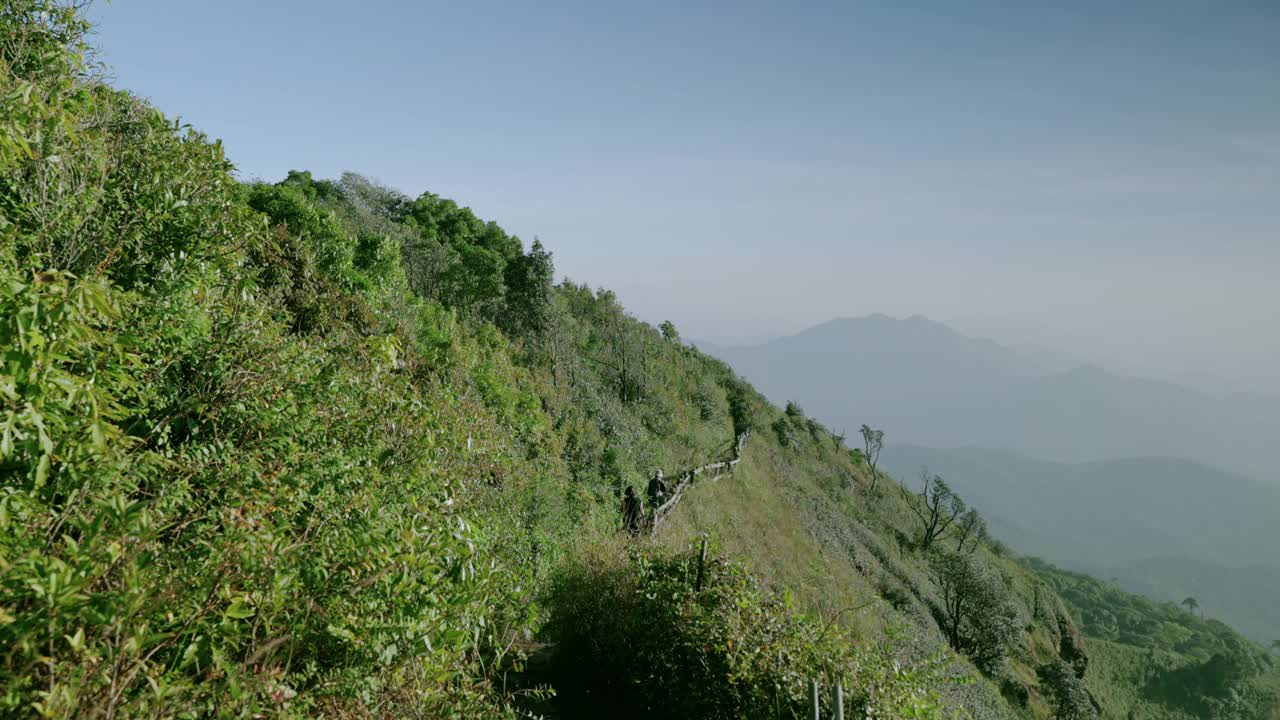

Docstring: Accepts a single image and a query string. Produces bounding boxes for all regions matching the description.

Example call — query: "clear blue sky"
[91,0,1280,392]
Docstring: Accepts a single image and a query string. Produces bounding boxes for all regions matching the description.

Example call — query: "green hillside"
[1,3,1276,718]
[1029,560,1280,720]
[880,445,1280,644]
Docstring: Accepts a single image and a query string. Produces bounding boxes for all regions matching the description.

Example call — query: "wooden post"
[834,683,844,720]
[810,678,820,720]
[695,537,708,591]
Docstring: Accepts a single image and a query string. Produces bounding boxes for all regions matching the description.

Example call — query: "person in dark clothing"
[646,469,668,509]
[621,485,643,536]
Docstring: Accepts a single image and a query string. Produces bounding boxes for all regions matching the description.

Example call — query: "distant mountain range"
[880,445,1280,568]
[880,445,1280,643]
[700,314,1280,481]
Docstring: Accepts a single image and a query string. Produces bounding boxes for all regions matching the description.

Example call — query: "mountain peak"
[817,313,958,336]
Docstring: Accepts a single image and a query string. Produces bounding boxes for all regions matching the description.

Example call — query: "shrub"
[0,6,524,715]
[877,577,916,612]
[806,417,826,441]
[0,266,521,717]
[1037,660,1097,719]
[1000,676,1030,709]
[693,380,722,422]
[723,379,755,436]
[545,547,955,720]
[773,416,798,448]
[932,553,1020,675]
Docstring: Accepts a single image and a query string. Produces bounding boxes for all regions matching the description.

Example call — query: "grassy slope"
[660,430,1280,719]
[587,345,1280,719]
[652,409,1035,718]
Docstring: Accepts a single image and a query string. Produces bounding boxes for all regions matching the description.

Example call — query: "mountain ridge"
[704,313,1280,480]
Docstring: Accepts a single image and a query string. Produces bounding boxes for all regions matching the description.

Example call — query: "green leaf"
[34,453,50,487]
[224,598,255,620]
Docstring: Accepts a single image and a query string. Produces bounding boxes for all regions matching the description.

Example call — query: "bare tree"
[905,468,965,551]
[832,427,847,450]
[860,424,884,490]
[952,508,987,554]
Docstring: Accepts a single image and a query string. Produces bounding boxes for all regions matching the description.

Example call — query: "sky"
[91,0,1280,393]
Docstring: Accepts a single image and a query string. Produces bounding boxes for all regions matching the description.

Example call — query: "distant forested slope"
[882,445,1280,645]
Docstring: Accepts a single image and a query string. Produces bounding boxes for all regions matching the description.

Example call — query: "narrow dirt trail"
[647,431,751,535]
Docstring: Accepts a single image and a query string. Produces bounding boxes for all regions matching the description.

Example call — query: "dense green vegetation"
[1028,560,1279,720]
[2,3,1276,719]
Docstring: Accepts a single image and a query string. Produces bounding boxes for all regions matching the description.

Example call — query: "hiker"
[621,485,643,536]
[647,468,668,508]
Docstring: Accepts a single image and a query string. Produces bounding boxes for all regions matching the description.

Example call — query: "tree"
[402,191,522,322]
[246,180,360,332]
[906,468,966,551]
[723,378,755,437]
[659,319,680,343]
[1199,635,1264,697]
[500,238,555,341]
[1182,596,1201,617]
[952,507,987,554]
[581,289,649,403]
[832,428,847,450]
[440,241,507,320]
[1038,659,1097,720]
[860,424,884,490]
[772,416,797,449]
[932,553,1020,674]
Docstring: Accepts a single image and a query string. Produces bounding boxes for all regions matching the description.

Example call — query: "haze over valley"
[703,314,1280,480]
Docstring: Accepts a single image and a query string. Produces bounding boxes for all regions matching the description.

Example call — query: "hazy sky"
[92,1,1280,393]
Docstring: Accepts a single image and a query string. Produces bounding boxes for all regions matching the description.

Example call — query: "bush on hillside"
[723,377,756,436]
[545,546,955,720]
[931,553,1020,675]
[773,416,798,448]
[1037,660,1097,720]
